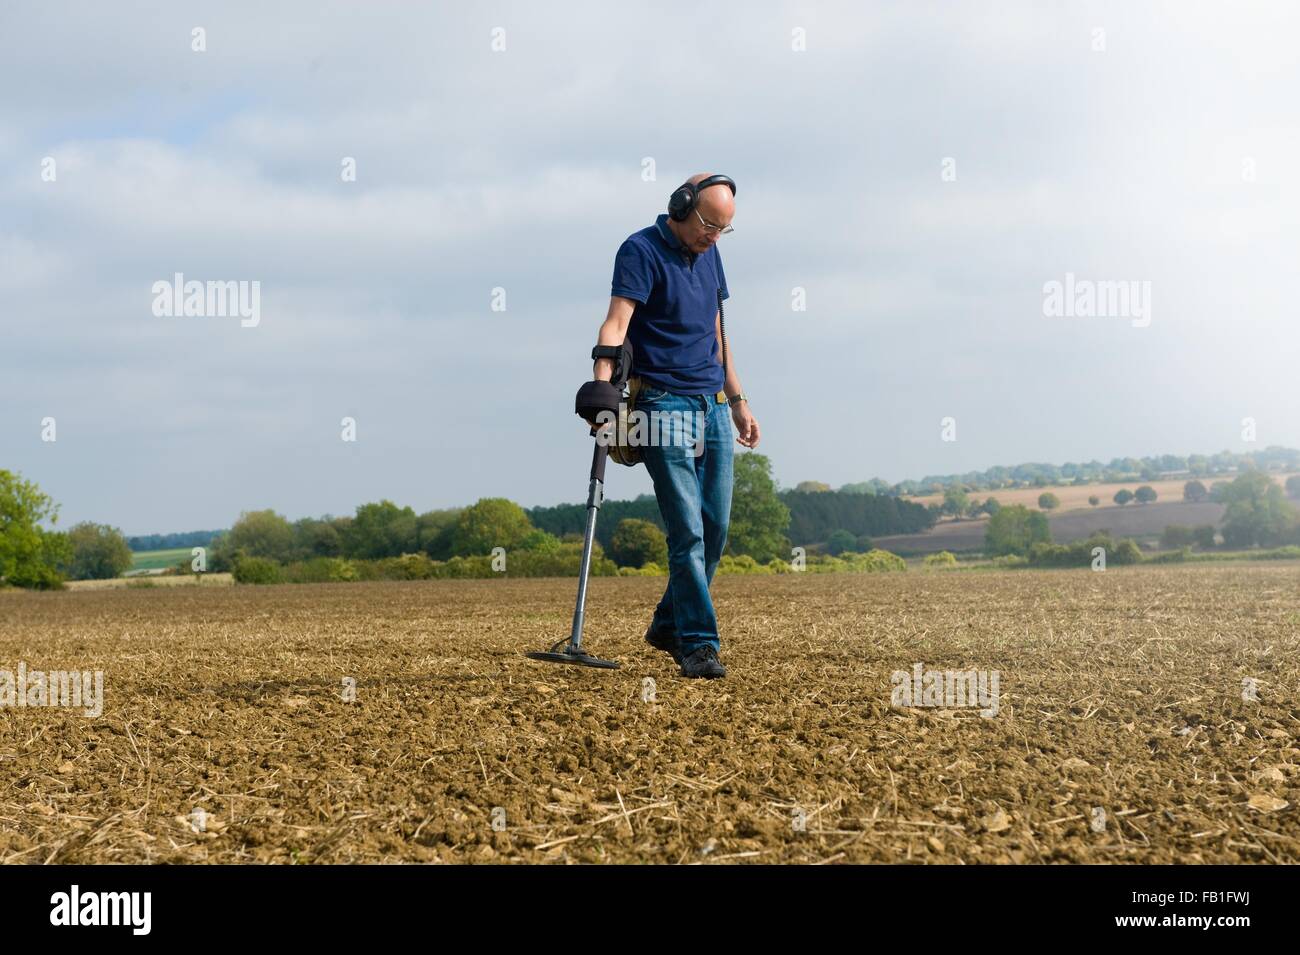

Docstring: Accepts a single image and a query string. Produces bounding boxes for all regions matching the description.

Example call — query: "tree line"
[0,455,813,585]
[7,458,1297,589]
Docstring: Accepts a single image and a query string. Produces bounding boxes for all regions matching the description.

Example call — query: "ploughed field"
[1,564,1297,863]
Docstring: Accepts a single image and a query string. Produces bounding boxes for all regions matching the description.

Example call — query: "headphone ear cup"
[667,183,694,221]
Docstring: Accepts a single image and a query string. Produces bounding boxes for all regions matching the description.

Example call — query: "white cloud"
[2,0,1298,531]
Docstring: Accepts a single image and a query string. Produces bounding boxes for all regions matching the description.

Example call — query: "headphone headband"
[667,174,737,221]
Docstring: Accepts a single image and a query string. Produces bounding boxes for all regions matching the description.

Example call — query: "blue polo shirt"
[610,214,729,395]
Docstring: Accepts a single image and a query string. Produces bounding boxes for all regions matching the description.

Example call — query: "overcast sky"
[3,1,1298,535]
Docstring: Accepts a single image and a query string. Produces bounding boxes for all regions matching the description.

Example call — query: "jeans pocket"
[638,385,669,403]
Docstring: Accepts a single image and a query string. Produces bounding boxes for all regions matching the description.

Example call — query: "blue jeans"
[636,385,734,654]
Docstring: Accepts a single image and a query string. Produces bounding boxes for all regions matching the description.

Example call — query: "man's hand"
[576,379,621,437]
[731,401,760,448]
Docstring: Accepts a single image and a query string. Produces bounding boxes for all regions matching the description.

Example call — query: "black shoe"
[679,645,727,679]
[644,624,682,663]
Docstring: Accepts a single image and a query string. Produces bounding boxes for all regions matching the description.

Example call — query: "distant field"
[904,473,1295,513]
[130,547,194,571]
[875,500,1228,555]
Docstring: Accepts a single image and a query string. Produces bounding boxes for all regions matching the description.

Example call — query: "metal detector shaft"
[568,437,609,651]
[526,342,630,669]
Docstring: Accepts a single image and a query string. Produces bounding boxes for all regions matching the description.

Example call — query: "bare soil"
[1,565,1297,863]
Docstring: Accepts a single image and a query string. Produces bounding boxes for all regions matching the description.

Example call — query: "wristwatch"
[727,393,748,407]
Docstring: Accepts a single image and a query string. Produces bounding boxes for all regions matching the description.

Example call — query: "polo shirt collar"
[655,213,694,261]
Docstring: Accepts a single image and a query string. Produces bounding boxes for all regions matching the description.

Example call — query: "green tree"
[1134,485,1158,504]
[1088,495,1100,507]
[826,529,857,556]
[1183,480,1208,503]
[727,453,791,563]
[1114,489,1134,506]
[294,517,342,558]
[232,555,283,585]
[1286,475,1300,499]
[942,487,970,517]
[1219,472,1296,547]
[839,479,891,495]
[1193,525,1217,549]
[451,498,533,556]
[517,528,563,553]
[1037,492,1060,511]
[984,504,1051,557]
[0,470,70,589]
[795,480,832,493]
[1161,525,1193,550]
[347,500,418,559]
[215,509,296,563]
[64,522,134,580]
[610,518,668,568]
[417,508,462,559]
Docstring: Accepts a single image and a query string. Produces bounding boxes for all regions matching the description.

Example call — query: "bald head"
[669,172,736,255]
[687,172,736,222]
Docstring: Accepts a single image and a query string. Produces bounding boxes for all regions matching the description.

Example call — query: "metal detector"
[525,341,634,669]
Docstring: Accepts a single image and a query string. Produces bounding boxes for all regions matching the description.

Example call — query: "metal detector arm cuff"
[591,341,634,388]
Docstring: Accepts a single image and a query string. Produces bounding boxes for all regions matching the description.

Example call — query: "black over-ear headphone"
[667,174,736,221]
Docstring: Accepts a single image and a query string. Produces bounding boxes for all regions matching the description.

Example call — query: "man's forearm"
[594,296,637,381]
[724,358,743,400]
[593,319,624,381]
[725,365,743,399]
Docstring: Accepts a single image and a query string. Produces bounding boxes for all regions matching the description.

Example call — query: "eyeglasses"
[694,208,734,235]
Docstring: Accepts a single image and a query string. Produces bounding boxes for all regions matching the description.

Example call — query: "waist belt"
[607,377,725,468]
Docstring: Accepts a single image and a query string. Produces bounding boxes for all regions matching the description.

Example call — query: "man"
[591,173,760,679]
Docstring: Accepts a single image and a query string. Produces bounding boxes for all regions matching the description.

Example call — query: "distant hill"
[903,473,1295,512]
[835,446,1300,497]
[874,501,1228,556]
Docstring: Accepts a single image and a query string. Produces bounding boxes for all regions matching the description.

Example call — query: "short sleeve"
[611,239,655,304]
[713,247,729,300]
